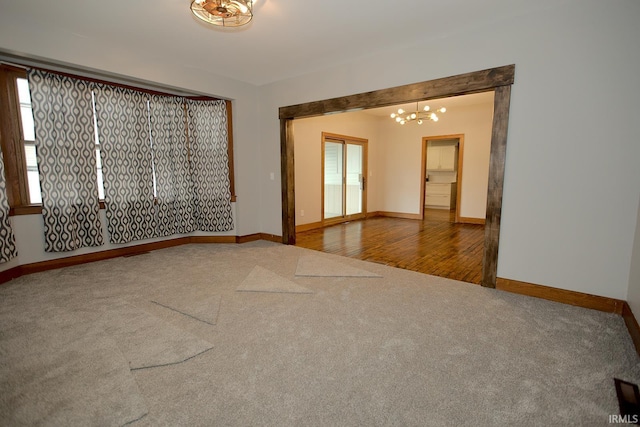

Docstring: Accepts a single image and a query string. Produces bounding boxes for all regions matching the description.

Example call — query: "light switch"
[269,172,275,180]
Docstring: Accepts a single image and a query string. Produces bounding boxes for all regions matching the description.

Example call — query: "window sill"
[10,205,43,216]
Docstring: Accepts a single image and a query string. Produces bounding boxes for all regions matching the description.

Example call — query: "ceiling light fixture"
[191,0,254,27]
[390,102,447,125]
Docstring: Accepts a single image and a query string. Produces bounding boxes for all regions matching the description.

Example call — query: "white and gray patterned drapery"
[149,95,196,236]
[27,69,104,252]
[94,85,157,244]
[186,100,234,232]
[0,149,17,263]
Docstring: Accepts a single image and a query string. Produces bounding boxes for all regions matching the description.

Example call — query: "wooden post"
[280,118,296,245]
[481,85,512,288]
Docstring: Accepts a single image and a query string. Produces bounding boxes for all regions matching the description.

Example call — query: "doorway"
[322,133,368,225]
[280,65,514,288]
[420,134,464,223]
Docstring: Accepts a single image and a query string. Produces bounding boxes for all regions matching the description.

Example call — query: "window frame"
[0,65,31,211]
[0,64,236,215]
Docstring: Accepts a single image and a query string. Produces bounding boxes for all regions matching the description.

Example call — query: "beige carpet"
[0,308,148,426]
[1,241,639,426]
[151,293,222,326]
[295,254,383,277]
[100,301,214,370]
[237,265,313,294]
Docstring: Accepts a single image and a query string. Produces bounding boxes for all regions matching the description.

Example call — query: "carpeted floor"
[0,241,638,426]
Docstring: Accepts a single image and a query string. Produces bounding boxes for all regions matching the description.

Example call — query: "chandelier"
[191,0,254,27]
[390,102,447,125]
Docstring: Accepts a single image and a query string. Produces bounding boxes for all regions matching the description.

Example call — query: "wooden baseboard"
[622,302,640,356]
[0,233,283,286]
[377,211,422,220]
[458,217,486,225]
[236,233,282,244]
[20,237,191,276]
[190,236,237,244]
[295,221,324,233]
[496,277,625,314]
[257,233,282,243]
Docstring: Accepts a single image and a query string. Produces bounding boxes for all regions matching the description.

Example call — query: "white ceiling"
[0,0,560,86]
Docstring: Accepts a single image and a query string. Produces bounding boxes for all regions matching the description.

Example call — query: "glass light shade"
[410,113,416,119]
[440,107,446,113]
[191,0,253,27]
[423,105,430,111]
[397,108,404,115]
[417,119,423,125]
[390,113,396,118]
[430,113,437,120]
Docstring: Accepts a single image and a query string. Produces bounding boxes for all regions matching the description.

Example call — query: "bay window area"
[0,64,236,254]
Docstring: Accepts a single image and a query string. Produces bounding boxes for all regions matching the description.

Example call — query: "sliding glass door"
[322,133,367,223]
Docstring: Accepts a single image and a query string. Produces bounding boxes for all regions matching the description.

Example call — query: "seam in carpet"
[235,289,313,294]
[130,347,213,371]
[150,300,216,326]
[121,412,148,426]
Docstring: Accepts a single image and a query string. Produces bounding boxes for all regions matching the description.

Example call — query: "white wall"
[376,103,493,217]
[258,0,640,300]
[627,198,640,318]
[294,101,492,224]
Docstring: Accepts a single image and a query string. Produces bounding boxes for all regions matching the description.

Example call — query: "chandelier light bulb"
[389,102,448,125]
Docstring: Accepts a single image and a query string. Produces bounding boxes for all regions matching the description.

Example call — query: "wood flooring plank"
[296,210,485,284]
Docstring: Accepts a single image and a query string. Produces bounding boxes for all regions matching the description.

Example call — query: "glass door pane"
[345,143,363,216]
[324,142,343,219]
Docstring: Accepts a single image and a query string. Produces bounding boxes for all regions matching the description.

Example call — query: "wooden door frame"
[279,65,514,288]
[321,132,368,226]
[421,134,465,223]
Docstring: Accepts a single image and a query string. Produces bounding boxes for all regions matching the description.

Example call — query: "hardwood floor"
[295,209,485,284]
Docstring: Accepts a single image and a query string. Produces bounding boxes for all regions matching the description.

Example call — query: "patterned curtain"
[0,149,17,263]
[27,69,104,252]
[94,85,157,244]
[148,95,195,236]
[186,100,234,232]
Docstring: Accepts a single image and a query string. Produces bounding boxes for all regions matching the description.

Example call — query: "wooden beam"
[481,85,511,288]
[280,65,515,285]
[280,118,296,244]
[279,65,515,119]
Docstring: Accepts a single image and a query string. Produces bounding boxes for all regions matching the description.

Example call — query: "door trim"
[421,134,464,222]
[280,65,514,288]
[321,132,368,225]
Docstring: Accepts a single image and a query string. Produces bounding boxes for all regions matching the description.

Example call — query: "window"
[17,77,41,204]
[0,65,235,213]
